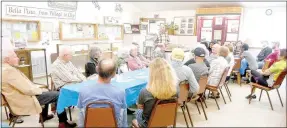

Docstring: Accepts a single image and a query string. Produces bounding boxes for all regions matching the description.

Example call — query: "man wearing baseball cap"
[188,47,209,82]
[171,48,199,97]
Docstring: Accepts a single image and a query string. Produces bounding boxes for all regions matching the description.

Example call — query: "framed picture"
[174,16,195,35]
[123,23,132,34]
[131,25,140,34]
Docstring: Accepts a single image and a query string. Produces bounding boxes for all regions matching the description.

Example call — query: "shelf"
[16,64,31,68]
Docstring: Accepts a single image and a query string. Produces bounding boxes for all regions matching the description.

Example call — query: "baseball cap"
[171,48,184,61]
[194,47,205,57]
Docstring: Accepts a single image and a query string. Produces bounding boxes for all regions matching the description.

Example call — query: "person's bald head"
[59,46,73,62]
[2,50,19,66]
[97,59,116,80]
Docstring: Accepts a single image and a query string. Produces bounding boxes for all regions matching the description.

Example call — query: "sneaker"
[245,94,256,99]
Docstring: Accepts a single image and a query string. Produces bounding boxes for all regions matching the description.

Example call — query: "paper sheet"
[213,30,222,40]
[32,32,38,40]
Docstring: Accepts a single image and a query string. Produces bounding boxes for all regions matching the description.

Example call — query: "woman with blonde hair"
[133,58,177,127]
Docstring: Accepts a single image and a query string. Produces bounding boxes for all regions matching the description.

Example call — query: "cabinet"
[14,48,49,86]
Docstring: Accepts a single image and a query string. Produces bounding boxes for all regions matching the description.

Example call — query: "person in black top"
[184,47,210,67]
[85,46,102,77]
[208,40,217,54]
[257,40,272,69]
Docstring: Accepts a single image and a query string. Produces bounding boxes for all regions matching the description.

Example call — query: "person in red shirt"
[264,41,280,68]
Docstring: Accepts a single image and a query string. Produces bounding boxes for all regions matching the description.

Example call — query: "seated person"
[208,40,217,54]
[51,47,86,90]
[239,43,258,77]
[2,49,76,128]
[246,49,286,99]
[206,43,220,64]
[85,46,102,77]
[264,41,281,68]
[153,43,166,58]
[132,42,150,66]
[127,45,147,71]
[188,47,209,82]
[208,46,229,98]
[171,48,199,97]
[77,59,127,127]
[225,44,235,81]
[185,44,210,67]
[133,58,177,127]
[116,48,130,73]
[256,41,272,69]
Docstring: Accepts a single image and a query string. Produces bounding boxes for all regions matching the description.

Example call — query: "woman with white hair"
[117,47,130,73]
[85,46,102,77]
[127,45,147,71]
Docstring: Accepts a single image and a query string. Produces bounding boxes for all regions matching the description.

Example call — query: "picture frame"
[131,24,140,34]
[174,16,195,35]
[123,23,132,34]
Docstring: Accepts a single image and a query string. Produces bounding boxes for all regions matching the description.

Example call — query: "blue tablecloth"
[57,68,149,113]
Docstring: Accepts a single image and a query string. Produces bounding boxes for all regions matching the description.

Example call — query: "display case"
[14,48,49,86]
[196,7,242,44]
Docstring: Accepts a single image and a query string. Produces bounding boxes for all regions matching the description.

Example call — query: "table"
[56,68,149,113]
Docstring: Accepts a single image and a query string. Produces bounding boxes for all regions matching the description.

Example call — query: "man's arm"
[7,68,42,96]
[186,67,199,94]
[127,58,143,71]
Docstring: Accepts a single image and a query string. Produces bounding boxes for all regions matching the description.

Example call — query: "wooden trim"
[196,7,243,15]
[96,24,124,40]
[2,18,41,42]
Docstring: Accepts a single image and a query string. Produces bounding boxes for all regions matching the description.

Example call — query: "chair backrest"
[85,101,117,127]
[233,58,241,70]
[217,67,230,87]
[1,93,16,116]
[49,74,56,91]
[178,80,189,105]
[50,53,58,63]
[272,69,287,88]
[198,75,208,94]
[262,60,271,72]
[148,99,178,127]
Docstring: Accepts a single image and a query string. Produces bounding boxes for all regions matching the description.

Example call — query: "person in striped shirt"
[51,47,86,90]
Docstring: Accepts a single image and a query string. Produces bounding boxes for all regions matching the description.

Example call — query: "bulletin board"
[2,19,41,42]
[96,24,123,40]
[174,16,196,36]
[59,22,96,41]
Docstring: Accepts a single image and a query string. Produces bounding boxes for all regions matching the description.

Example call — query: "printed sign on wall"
[6,5,76,19]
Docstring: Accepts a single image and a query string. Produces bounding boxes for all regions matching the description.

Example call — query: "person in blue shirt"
[77,59,128,127]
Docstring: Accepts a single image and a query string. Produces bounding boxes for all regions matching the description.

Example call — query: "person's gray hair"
[89,46,102,59]
[129,45,137,54]
[1,37,14,62]
[2,49,14,62]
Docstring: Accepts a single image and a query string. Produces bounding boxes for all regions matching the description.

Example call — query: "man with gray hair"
[51,46,86,90]
[2,49,76,127]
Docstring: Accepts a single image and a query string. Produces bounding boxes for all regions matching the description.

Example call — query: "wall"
[2,2,141,74]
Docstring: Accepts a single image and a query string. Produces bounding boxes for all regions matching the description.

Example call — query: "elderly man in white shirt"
[51,47,86,90]
[208,46,229,98]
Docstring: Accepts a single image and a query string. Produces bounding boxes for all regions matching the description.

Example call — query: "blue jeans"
[240,58,248,75]
[136,109,147,127]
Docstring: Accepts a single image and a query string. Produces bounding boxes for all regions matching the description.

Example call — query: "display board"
[96,25,123,40]
[2,19,41,42]
[59,22,96,41]
[174,16,195,35]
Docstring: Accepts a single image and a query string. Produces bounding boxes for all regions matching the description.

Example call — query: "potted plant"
[165,22,178,35]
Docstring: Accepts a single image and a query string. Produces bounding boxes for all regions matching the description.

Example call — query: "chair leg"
[185,103,194,127]
[203,99,208,108]
[219,88,226,104]
[259,89,263,101]
[224,84,232,102]
[199,98,208,120]
[224,82,232,97]
[181,105,189,128]
[68,107,72,121]
[4,106,9,120]
[266,91,274,110]
[249,87,255,104]
[276,89,284,107]
[11,116,19,128]
[207,90,211,99]
[195,101,201,114]
[39,114,44,128]
[214,97,220,110]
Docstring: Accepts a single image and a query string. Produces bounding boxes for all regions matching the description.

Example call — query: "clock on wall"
[265,9,272,16]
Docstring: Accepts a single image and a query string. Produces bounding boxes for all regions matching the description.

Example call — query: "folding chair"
[1,94,44,128]
[132,99,178,128]
[249,69,287,110]
[84,101,117,127]
[2,97,9,120]
[178,80,193,127]
[232,58,242,86]
[191,75,208,120]
[206,67,230,110]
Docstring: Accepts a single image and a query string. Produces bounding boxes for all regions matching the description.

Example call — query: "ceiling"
[130,2,286,12]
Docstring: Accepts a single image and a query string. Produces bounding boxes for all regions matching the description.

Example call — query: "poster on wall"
[123,23,132,34]
[174,16,195,35]
[131,25,140,34]
[203,20,212,27]
[213,30,222,40]
[227,20,239,32]
[201,28,212,42]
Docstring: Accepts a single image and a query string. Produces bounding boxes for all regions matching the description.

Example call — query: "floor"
[2,81,286,127]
